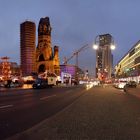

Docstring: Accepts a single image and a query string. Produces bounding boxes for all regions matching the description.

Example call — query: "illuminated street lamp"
[93,35,116,51]
[93,35,100,50]
[93,44,98,50]
[110,44,116,50]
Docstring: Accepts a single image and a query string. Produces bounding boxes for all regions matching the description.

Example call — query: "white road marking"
[40,95,56,100]
[0,104,13,109]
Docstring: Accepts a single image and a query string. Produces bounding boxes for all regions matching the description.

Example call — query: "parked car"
[124,81,137,92]
[125,81,137,88]
[114,80,127,89]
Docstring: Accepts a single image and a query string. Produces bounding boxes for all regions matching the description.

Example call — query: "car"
[125,81,137,88]
[124,81,137,92]
[92,81,100,86]
[32,78,48,89]
[115,80,127,89]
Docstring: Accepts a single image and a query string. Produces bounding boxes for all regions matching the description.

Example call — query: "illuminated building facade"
[115,40,140,82]
[60,64,84,80]
[36,17,60,76]
[60,64,76,78]
[96,34,113,79]
[10,62,21,76]
[0,57,11,80]
[20,21,36,76]
[0,60,20,79]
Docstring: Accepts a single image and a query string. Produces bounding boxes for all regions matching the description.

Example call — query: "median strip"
[0,104,13,109]
[40,95,56,100]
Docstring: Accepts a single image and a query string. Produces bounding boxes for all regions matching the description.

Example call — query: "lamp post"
[93,34,116,50]
[93,34,116,82]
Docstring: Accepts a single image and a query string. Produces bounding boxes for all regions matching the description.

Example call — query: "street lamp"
[93,34,116,51]
[93,44,98,50]
[93,35,100,50]
[110,44,115,50]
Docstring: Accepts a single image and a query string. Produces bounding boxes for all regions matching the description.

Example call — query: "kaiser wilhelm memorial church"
[20,17,60,76]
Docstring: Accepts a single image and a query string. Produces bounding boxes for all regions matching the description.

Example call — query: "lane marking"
[40,95,56,100]
[0,104,13,109]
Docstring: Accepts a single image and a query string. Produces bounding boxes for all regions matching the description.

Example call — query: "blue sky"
[0,0,140,75]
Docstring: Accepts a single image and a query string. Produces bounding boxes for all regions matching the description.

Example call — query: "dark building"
[20,21,36,76]
[96,34,113,79]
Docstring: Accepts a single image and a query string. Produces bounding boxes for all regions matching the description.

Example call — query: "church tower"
[53,46,60,75]
[36,17,60,75]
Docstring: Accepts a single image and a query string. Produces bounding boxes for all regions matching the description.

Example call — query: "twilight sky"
[0,0,140,75]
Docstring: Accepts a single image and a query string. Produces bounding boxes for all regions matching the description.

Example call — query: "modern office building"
[20,21,36,76]
[36,17,60,76]
[115,40,140,82]
[95,34,113,79]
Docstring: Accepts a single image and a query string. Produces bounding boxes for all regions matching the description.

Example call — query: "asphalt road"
[1,85,140,140]
[0,85,86,140]
[8,85,140,140]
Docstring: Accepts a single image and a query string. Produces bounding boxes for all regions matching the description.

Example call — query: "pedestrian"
[124,85,128,93]
[7,79,12,88]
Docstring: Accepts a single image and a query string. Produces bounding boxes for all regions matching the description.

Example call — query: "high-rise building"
[36,17,60,76]
[20,21,36,76]
[96,34,113,79]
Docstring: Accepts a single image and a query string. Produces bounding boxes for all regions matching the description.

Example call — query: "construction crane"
[63,44,89,82]
[63,44,89,67]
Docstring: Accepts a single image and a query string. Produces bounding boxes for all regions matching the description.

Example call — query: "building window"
[129,48,135,57]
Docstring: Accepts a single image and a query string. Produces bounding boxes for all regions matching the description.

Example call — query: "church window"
[39,54,45,61]
[38,64,46,73]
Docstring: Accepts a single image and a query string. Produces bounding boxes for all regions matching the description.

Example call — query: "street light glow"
[110,44,115,50]
[93,44,98,50]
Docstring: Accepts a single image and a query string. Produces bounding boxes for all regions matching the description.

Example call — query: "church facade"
[36,17,60,76]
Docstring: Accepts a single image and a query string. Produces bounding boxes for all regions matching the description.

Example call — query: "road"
[0,85,85,140]
[1,85,140,140]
